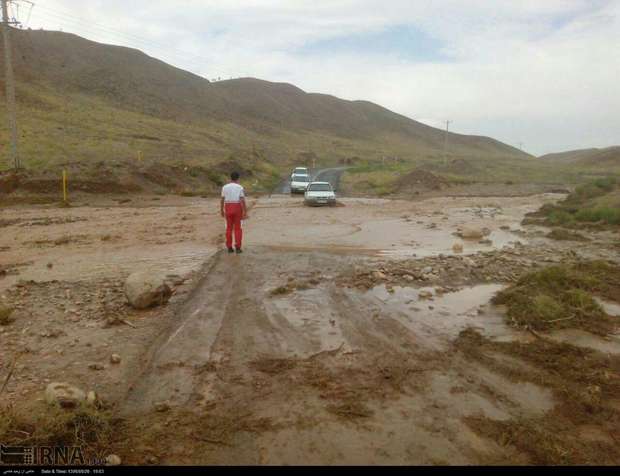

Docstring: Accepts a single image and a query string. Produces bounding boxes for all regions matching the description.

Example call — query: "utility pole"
[1,0,19,170]
[443,120,451,167]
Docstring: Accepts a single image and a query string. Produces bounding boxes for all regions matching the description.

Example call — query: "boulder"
[86,390,98,406]
[105,454,122,466]
[452,242,464,253]
[124,272,172,309]
[418,290,434,300]
[372,271,387,280]
[45,382,86,409]
[458,227,484,240]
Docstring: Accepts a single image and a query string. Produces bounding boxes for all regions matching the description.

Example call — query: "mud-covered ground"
[1,192,619,465]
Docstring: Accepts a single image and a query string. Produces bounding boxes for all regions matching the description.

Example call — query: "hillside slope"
[539,147,620,169]
[0,28,541,196]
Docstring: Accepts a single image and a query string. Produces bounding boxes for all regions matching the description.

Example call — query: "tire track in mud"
[118,246,557,464]
[121,251,232,414]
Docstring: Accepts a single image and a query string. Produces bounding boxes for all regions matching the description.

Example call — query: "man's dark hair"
[231,171,240,181]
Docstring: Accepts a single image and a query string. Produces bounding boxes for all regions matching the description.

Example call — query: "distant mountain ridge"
[1,28,531,173]
[539,147,620,168]
[7,29,528,153]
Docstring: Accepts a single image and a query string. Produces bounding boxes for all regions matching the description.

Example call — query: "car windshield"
[294,168,307,173]
[308,183,332,192]
[292,175,309,182]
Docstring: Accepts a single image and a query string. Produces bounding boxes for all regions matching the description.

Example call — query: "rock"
[372,271,387,280]
[146,456,159,465]
[45,382,86,408]
[105,454,122,466]
[86,390,98,406]
[463,257,476,267]
[88,363,105,371]
[124,271,172,309]
[47,262,53,269]
[155,402,170,412]
[422,266,433,275]
[418,290,433,299]
[458,227,484,240]
[110,354,121,364]
[452,242,464,253]
[165,274,186,286]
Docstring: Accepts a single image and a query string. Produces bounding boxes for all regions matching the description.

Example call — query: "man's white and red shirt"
[221,182,245,203]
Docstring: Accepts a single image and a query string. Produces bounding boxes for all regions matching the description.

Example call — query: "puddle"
[548,329,620,355]
[250,196,535,258]
[596,297,620,317]
[361,283,517,348]
[375,223,525,259]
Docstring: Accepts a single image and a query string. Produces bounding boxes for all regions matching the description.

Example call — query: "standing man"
[220,171,247,254]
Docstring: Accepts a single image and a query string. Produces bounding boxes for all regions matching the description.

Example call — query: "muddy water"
[544,297,620,354]
[0,198,224,292]
[361,283,517,349]
[548,329,620,354]
[247,194,560,258]
[265,288,347,356]
[597,297,620,317]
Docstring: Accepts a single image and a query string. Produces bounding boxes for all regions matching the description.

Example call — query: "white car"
[291,167,309,179]
[304,181,336,206]
[290,174,310,193]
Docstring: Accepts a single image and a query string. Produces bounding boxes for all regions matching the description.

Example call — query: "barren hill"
[0,28,543,196]
[539,146,620,169]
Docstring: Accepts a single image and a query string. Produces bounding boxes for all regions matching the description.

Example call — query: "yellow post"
[137,150,143,162]
[62,170,67,203]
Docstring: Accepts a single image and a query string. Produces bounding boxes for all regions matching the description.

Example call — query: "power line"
[30,4,220,77]
[31,9,210,76]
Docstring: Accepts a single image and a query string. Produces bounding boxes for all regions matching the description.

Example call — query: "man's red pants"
[224,202,243,249]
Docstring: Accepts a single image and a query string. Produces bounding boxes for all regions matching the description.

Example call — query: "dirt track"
[272,167,347,194]
[1,192,619,464]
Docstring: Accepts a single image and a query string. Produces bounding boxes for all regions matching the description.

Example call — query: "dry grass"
[0,404,117,461]
[456,328,620,465]
[547,228,590,242]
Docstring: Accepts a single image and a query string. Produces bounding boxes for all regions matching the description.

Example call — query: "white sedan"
[290,174,310,193]
[290,167,309,179]
[304,181,336,206]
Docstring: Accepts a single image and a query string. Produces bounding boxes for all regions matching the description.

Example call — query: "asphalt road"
[272,167,348,195]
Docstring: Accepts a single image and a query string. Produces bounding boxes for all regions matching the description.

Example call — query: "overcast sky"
[17,0,620,155]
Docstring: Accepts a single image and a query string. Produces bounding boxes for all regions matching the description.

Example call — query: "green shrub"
[493,261,619,334]
[547,210,575,226]
[575,207,620,225]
